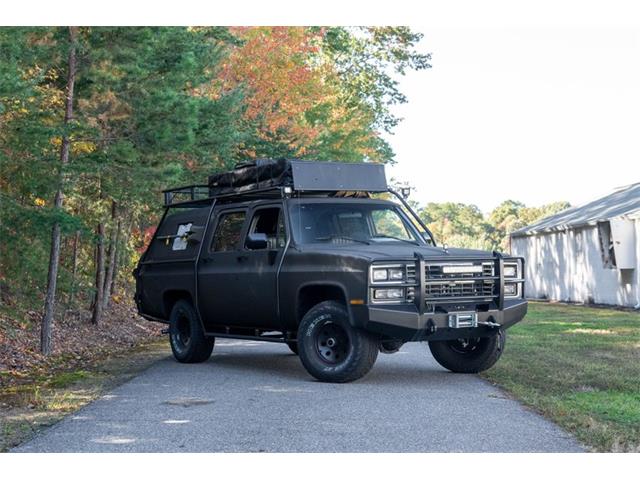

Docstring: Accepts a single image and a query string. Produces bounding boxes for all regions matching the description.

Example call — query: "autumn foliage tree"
[213,26,431,162]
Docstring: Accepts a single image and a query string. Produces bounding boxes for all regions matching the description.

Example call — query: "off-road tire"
[379,339,404,354]
[297,300,378,383]
[286,341,299,355]
[169,299,214,363]
[428,330,505,373]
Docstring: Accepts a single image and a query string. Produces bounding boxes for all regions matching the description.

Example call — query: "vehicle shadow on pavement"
[202,348,457,386]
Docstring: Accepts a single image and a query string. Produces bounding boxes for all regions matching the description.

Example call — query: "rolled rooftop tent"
[207,159,388,196]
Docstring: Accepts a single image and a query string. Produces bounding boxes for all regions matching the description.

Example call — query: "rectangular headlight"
[371,267,404,282]
[373,288,404,300]
[504,264,518,278]
[372,269,388,281]
[504,283,517,296]
[388,269,404,281]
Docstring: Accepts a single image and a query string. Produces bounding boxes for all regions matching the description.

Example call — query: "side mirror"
[400,187,411,199]
[246,232,269,250]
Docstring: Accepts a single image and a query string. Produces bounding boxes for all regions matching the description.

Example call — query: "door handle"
[236,255,249,262]
[201,258,212,264]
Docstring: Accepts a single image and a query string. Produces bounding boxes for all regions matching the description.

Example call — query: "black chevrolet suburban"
[134,160,527,383]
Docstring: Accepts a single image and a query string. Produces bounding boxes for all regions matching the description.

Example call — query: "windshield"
[288,202,424,246]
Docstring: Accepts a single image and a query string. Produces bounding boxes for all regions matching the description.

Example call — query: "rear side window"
[211,211,246,252]
[144,205,210,261]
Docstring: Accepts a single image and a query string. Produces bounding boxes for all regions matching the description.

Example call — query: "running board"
[204,331,289,343]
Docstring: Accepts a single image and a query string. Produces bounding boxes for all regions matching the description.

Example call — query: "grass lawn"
[482,301,640,452]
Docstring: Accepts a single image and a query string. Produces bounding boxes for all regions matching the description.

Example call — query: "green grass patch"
[46,370,97,389]
[483,302,640,452]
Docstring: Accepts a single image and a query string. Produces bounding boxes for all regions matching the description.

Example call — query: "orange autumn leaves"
[213,27,373,159]
[214,27,326,155]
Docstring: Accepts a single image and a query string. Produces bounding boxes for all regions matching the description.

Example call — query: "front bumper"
[357,299,528,342]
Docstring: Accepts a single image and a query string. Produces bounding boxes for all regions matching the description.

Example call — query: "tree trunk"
[110,212,132,299]
[103,201,121,309]
[41,27,78,355]
[91,222,106,325]
[63,229,81,320]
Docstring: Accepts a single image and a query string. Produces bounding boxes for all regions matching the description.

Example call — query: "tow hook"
[478,321,501,328]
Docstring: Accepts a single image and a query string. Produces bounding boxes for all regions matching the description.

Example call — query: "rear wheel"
[169,300,214,363]
[428,330,505,373]
[297,301,378,383]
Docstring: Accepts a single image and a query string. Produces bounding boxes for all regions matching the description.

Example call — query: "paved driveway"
[15,340,583,452]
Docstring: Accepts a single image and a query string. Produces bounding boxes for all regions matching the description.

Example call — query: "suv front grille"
[424,261,495,301]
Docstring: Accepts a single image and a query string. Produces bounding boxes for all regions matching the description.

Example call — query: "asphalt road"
[15,340,583,452]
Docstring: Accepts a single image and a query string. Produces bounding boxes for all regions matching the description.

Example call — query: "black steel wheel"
[297,300,378,383]
[315,322,349,364]
[428,330,505,373]
[169,300,214,363]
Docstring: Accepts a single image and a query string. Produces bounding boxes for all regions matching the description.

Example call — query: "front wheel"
[428,330,505,373]
[169,300,215,363]
[286,341,298,355]
[297,301,378,383]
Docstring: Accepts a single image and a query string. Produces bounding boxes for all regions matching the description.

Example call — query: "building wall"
[511,219,639,307]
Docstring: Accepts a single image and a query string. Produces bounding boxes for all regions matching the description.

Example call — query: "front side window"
[246,207,286,250]
[289,202,422,245]
[211,211,246,252]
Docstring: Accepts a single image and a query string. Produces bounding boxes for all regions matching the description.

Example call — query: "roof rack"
[162,159,388,207]
[162,185,210,206]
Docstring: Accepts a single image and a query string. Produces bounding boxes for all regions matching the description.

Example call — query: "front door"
[197,208,248,329]
[234,205,286,328]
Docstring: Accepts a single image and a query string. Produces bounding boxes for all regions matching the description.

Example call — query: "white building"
[510,183,640,308]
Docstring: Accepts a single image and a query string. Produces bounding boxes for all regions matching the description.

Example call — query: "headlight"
[373,288,404,300]
[504,263,518,278]
[371,266,404,282]
[504,283,517,296]
[372,269,389,281]
[388,269,404,280]
[369,264,414,303]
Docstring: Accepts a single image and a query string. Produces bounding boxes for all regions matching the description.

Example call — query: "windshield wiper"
[371,234,419,245]
[315,235,370,245]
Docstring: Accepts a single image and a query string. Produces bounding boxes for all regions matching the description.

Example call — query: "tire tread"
[297,301,378,383]
[428,330,505,373]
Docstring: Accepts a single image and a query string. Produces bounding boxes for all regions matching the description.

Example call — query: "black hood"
[297,243,501,262]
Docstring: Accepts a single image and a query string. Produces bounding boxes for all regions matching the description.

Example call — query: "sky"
[385,26,640,213]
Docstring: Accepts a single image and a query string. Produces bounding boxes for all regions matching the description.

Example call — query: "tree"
[1,27,251,351]
[212,26,431,163]
[419,202,492,250]
[488,200,571,251]
[41,27,79,354]
[418,200,571,251]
